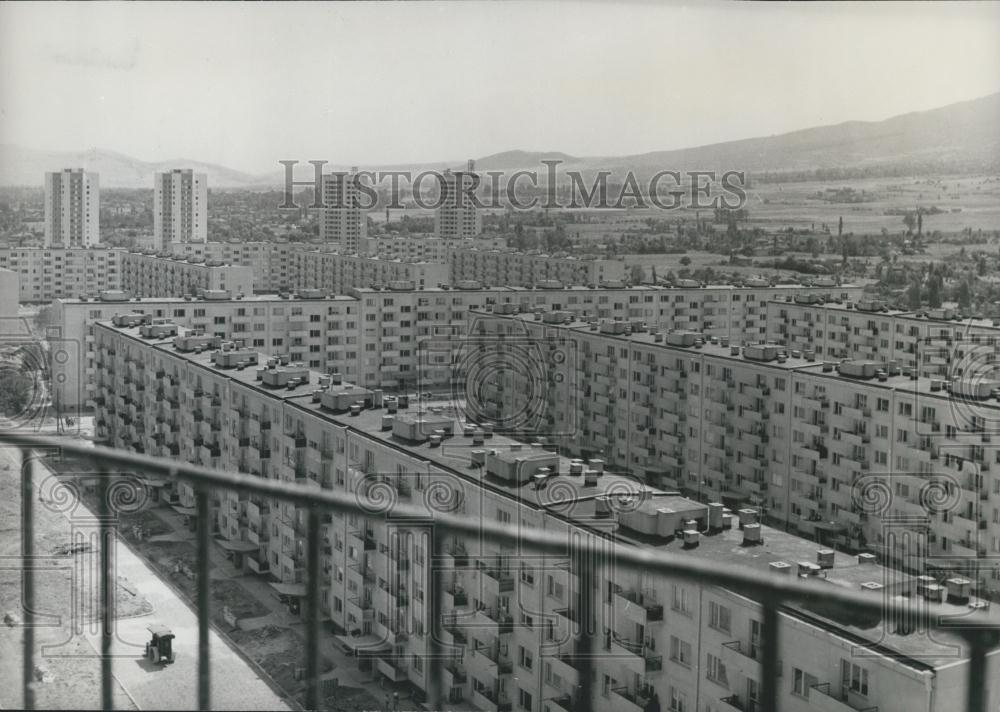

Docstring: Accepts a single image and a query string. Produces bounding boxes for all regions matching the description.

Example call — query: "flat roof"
[480,310,1000,407]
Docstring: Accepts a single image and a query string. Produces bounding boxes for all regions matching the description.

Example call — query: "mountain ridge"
[2,92,997,188]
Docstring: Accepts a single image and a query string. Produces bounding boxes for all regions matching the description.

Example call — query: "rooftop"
[637,514,1000,667]
[481,310,1000,407]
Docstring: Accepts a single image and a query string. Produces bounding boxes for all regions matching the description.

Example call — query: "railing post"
[760,599,780,712]
[573,531,596,712]
[429,527,446,710]
[305,506,322,711]
[99,467,114,711]
[20,448,35,711]
[965,628,999,712]
[195,488,211,711]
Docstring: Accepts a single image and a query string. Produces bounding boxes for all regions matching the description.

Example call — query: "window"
[669,636,692,666]
[672,584,690,614]
[706,653,728,685]
[708,601,731,632]
[793,668,818,697]
[518,688,532,711]
[519,645,533,670]
[842,660,869,696]
[668,686,687,712]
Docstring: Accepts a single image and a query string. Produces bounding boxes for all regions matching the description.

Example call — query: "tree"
[679,256,692,267]
[629,264,645,284]
[651,266,658,283]
[0,370,32,417]
[957,280,972,311]
[927,277,942,309]
[838,216,843,237]
[905,279,922,309]
[903,213,917,233]
[917,212,923,236]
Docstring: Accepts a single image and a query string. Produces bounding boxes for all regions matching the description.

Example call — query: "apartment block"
[0,268,19,319]
[290,251,450,293]
[447,248,626,288]
[152,241,301,293]
[768,297,1000,380]
[89,317,1000,712]
[120,251,254,298]
[319,170,368,253]
[471,309,1000,593]
[0,247,124,302]
[53,283,864,410]
[154,169,208,247]
[360,236,506,262]
[44,169,100,248]
[435,162,482,239]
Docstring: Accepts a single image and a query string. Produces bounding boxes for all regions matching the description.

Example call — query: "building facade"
[768,297,1000,380]
[44,169,100,248]
[154,169,208,247]
[447,248,626,288]
[120,251,254,298]
[472,309,1000,592]
[0,247,123,302]
[53,283,865,411]
[319,170,368,254]
[434,162,482,239]
[88,317,999,712]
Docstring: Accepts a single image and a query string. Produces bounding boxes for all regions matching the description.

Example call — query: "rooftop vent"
[742,523,762,546]
[816,549,835,569]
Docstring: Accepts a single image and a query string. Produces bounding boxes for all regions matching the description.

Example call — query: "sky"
[1,1,998,175]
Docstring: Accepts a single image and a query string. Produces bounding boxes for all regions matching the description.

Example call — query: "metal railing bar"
[20,448,35,711]
[3,433,998,635]
[964,629,999,712]
[429,529,446,710]
[760,599,780,712]
[305,507,321,712]
[195,488,211,711]
[574,531,595,712]
[99,470,114,711]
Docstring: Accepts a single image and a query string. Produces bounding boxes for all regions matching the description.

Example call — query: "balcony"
[445,584,468,608]
[611,685,646,712]
[719,695,754,712]
[474,606,514,635]
[615,589,664,623]
[443,614,468,645]
[547,694,574,711]
[809,683,879,712]
[476,562,515,592]
[445,662,467,684]
[350,530,377,550]
[722,639,762,679]
[376,656,409,682]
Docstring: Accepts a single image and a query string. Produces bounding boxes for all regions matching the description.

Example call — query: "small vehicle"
[144,625,176,664]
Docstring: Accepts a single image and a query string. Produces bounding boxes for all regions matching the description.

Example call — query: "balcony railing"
[4,432,998,712]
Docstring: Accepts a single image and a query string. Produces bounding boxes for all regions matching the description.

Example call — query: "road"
[1,444,292,711]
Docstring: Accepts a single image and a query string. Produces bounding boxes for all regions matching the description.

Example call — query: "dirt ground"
[0,450,142,710]
[229,624,367,711]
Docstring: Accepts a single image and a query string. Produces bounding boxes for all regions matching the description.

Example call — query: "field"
[737,174,1000,235]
